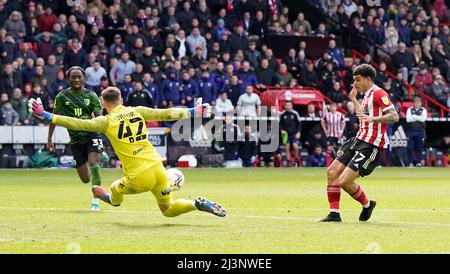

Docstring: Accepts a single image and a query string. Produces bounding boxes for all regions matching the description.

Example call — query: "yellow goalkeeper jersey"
[52,106,189,177]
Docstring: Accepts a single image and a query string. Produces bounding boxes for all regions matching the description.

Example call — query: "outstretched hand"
[28,98,53,121]
[189,98,212,118]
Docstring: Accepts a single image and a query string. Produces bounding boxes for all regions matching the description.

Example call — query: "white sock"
[363,201,371,208]
[330,209,340,213]
[92,198,99,204]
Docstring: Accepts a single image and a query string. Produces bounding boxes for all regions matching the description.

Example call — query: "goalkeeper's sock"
[162,199,196,217]
[90,165,102,187]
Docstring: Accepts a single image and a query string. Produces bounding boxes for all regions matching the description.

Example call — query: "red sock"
[327,185,341,212]
[352,184,369,206]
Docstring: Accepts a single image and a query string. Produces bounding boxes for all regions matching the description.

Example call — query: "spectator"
[4,11,26,42]
[1,63,22,97]
[367,18,385,58]
[198,69,217,105]
[415,63,433,91]
[398,17,411,47]
[238,124,258,168]
[392,42,415,83]
[120,0,138,21]
[44,55,60,85]
[104,5,124,30]
[384,19,399,55]
[175,29,190,60]
[255,58,275,88]
[236,85,261,118]
[231,24,248,52]
[327,81,347,108]
[50,70,68,99]
[406,97,427,167]
[215,91,234,115]
[431,75,449,105]
[250,10,268,38]
[1,100,19,125]
[126,81,153,108]
[292,12,311,36]
[18,42,37,61]
[244,40,261,70]
[118,74,134,104]
[63,39,87,70]
[280,101,302,167]
[141,73,159,108]
[274,63,293,87]
[39,7,57,33]
[301,62,319,88]
[374,61,390,86]
[223,74,242,107]
[85,60,107,92]
[237,61,258,93]
[326,39,345,68]
[432,43,450,81]
[321,102,345,147]
[160,69,183,107]
[282,48,300,79]
[109,34,126,57]
[0,34,17,64]
[179,70,199,108]
[10,88,30,125]
[109,52,136,86]
[307,145,326,167]
[186,27,207,59]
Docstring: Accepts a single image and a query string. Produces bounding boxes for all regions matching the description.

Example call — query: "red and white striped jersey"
[323,111,345,138]
[356,84,395,148]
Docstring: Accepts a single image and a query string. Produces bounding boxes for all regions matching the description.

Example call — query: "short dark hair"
[101,87,121,103]
[353,64,376,80]
[66,66,87,81]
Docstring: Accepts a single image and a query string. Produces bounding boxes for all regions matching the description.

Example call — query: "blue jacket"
[119,82,134,104]
[237,70,258,94]
[398,25,411,46]
[160,77,182,104]
[198,77,217,104]
[367,25,385,45]
[211,72,226,94]
[307,153,326,167]
[327,47,345,68]
[144,82,159,108]
[180,79,199,107]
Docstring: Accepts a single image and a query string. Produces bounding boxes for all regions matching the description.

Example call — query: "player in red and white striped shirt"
[321,102,346,146]
[320,64,399,222]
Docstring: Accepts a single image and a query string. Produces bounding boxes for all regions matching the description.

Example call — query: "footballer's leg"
[151,163,226,217]
[87,136,105,210]
[338,167,376,222]
[319,138,356,222]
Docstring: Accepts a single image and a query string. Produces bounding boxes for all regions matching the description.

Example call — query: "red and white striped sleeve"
[373,89,394,112]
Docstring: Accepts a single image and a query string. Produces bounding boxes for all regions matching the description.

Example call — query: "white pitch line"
[0,206,449,227]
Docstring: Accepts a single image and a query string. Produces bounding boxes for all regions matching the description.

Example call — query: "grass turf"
[0,167,449,254]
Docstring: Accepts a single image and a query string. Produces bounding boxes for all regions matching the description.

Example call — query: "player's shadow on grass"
[109,222,213,229]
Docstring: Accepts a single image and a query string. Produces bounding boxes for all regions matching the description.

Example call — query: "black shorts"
[71,135,104,168]
[336,137,383,177]
[259,152,274,163]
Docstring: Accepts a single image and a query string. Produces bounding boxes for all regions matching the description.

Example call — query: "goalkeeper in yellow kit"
[29,87,226,217]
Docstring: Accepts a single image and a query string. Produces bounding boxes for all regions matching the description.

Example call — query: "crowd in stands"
[0,0,448,167]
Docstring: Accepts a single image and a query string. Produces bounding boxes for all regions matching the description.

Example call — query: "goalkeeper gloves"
[188,97,212,118]
[28,98,53,121]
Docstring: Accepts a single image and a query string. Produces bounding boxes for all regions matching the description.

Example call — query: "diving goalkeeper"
[29,87,226,217]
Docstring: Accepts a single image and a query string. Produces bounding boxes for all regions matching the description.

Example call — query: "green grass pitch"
[0,168,449,254]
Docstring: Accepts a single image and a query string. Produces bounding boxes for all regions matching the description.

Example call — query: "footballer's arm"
[51,115,109,133]
[372,107,399,123]
[135,106,191,121]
